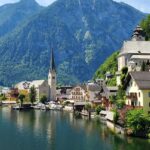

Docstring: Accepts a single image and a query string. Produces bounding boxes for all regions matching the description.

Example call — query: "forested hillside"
[0,0,145,86]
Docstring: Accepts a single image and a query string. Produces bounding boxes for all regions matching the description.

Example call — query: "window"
[139,92,140,97]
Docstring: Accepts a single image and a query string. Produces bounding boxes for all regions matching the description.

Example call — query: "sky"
[114,0,150,13]
[0,0,150,13]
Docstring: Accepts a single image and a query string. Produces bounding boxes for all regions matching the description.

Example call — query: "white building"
[70,85,87,102]
[117,26,150,85]
[125,72,150,114]
[70,82,101,102]
[87,82,101,101]
[15,49,57,101]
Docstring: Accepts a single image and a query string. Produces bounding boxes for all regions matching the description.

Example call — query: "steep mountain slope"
[0,0,43,37]
[0,0,145,86]
[94,51,119,86]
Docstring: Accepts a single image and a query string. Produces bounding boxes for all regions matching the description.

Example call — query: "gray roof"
[131,55,150,60]
[87,83,101,91]
[130,72,150,90]
[119,41,150,56]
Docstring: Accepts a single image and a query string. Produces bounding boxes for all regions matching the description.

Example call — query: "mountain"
[0,0,43,37]
[0,0,146,86]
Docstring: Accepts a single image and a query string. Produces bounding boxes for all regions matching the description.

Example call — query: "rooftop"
[119,41,150,56]
[130,72,150,90]
[131,55,150,60]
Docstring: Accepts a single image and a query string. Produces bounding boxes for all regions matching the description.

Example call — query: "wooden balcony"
[126,93,138,101]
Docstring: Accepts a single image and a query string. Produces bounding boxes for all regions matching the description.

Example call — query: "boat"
[12,105,21,110]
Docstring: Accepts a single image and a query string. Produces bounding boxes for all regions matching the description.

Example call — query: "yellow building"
[125,72,150,114]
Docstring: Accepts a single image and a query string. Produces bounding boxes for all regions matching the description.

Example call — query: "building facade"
[125,72,150,114]
[70,85,87,102]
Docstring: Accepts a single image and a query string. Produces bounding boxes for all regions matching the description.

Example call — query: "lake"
[0,107,149,150]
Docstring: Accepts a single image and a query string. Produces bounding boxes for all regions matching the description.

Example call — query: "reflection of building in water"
[33,111,57,148]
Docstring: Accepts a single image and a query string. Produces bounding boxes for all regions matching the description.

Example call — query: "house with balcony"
[124,72,150,114]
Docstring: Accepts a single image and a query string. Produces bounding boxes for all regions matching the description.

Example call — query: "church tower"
[48,49,56,101]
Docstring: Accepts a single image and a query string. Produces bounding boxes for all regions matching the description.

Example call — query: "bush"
[95,105,102,115]
[125,109,150,136]
[116,100,125,109]
[40,95,47,104]
[85,104,91,111]
[113,109,119,124]
[121,67,128,75]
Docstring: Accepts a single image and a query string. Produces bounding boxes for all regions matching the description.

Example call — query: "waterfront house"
[87,82,101,101]
[124,72,150,114]
[6,88,19,101]
[70,85,87,102]
[56,86,73,101]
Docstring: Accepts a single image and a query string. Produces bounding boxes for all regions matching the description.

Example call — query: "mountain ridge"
[0,0,146,86]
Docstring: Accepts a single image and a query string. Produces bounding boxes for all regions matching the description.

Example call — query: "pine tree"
[29,86,36,105]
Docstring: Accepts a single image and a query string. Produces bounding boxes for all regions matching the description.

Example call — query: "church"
[15,49,57,101]
[117,25,150,85]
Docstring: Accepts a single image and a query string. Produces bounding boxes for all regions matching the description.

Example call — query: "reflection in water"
[0,107,150,150]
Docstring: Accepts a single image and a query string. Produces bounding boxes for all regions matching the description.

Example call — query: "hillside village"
[1,26,150,110]
[0,25,150,138]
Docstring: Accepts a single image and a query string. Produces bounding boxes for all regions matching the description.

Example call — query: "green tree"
[0,94,6,101]
[116,100,125,109]
[40,95,47,104]
[126,109,150,136]
[141,15,150,40]
[95,105,102,115]
[18,94,25,107]
[121,67,128,86]
[109,95,116,104]
[29,86,36,105]
[85,104,92,111]
[121,67,128,75]
[113,109,119,124]
[94,51,119,86]
[116,85,125,100]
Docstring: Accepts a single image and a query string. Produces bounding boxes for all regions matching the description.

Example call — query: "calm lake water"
[0,107,149,150]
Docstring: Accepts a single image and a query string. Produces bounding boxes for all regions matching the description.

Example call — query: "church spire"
[50,48,56,71]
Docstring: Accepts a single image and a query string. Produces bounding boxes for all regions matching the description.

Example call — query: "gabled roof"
[131,55,150,60]
[87,83,101,91]
[30,80,45,88]
[119,41,150,56]
[71,85,87,92]
[130,72,150,90]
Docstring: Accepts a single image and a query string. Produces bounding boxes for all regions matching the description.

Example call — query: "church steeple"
[50,48,56,72]
[48,48,57,101]
[131,25,145,41]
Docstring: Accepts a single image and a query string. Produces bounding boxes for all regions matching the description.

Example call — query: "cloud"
[114,0,150,13]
